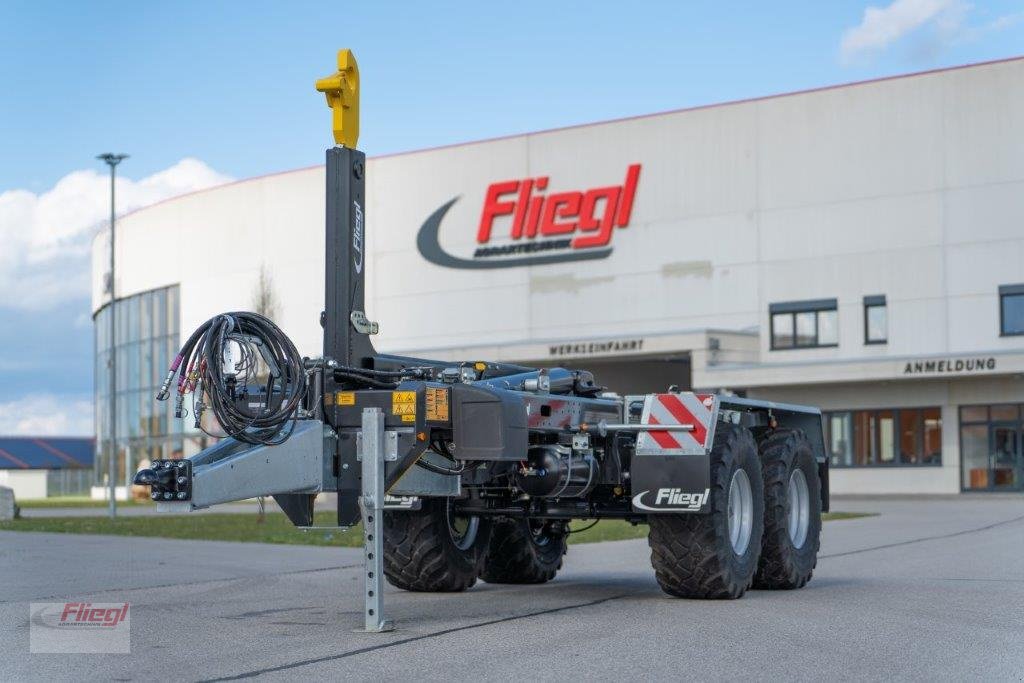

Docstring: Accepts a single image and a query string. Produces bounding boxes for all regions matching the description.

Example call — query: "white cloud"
[841,0,967,62]
[959,9,1024,42]
[841,0,1024,63]
[988,11,1024,31]
[0,393,93,436]
[0,158,232,310]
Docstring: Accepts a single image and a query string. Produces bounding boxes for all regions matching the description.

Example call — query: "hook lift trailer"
[133,49,830,633]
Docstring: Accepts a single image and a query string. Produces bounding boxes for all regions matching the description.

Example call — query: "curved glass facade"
[93,285,183,488]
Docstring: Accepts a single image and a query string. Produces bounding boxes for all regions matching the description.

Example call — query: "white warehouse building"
[92,57,1024,496]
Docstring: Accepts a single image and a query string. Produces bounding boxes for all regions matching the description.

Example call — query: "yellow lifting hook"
[315,49,360,148]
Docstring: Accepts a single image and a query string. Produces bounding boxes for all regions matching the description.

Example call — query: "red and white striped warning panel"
[635,393,718,456]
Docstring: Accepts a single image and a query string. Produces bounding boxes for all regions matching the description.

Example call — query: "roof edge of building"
[107,54,1024,233]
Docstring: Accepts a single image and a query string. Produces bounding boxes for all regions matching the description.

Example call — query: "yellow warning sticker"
[425,387,449,422]
[392,391,417,416]
[336,392,355,406]
[401,414,416,423]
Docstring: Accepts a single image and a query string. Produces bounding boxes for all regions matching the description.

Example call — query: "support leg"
[359,407,392,632]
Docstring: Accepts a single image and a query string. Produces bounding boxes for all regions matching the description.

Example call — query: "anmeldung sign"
[902,357,996,375]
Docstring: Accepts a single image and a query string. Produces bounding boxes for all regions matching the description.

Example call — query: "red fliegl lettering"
[476,165,641,250]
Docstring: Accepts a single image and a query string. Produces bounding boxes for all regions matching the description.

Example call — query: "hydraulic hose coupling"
[156,354,185,401]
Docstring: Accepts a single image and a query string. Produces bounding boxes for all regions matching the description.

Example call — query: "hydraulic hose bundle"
[156,312,306,445]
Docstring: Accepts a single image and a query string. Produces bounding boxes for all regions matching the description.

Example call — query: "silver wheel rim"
[447,504,479,551]
[727,469,754,555]
[788,468,810,549]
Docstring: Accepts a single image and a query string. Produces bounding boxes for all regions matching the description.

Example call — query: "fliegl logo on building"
[417,164,641,269]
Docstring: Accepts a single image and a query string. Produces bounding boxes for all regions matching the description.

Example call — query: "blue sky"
[0,0,1022,434]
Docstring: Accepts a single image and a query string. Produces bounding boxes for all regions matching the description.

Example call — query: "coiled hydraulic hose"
[156,312,306,445]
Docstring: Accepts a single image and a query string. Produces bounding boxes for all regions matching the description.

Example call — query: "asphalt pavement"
[2,495,1022,681]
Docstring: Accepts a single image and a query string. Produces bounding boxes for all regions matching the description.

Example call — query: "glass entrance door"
[960,404,1024,492]
[990,425,1020,491]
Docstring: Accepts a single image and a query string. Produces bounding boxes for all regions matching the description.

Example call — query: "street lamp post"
[97,153,128,519]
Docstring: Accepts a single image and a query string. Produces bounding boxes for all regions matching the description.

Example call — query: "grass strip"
[0,510,874,546]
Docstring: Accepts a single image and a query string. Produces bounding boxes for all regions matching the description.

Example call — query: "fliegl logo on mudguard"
[632,488,710,513]
[416,165,641,269]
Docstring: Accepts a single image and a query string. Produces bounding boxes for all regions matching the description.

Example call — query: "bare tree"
[251,264,279,524]
[252,263,279,322]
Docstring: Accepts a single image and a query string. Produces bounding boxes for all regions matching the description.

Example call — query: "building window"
[769,299,838,350]
[94,285,182,489]
[864,295,887,344]
[960,404,1022,491]
[826,412,853,467]
[824,407,941,467]
[1000,284,1024,336]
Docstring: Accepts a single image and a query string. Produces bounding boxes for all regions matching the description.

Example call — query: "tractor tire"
[383,498,491,592]
[481,519,567,584]
[753,428,821,590]
[647,424,764,599]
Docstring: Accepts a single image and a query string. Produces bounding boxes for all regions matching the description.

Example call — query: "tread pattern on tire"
[383,500,488,592]
[647,425,763,599]
[481,519,566,584]
[753,428,821,590]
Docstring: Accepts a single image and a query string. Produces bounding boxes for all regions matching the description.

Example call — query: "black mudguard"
[630,453,712,513]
